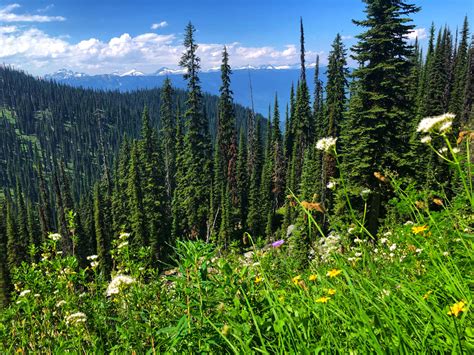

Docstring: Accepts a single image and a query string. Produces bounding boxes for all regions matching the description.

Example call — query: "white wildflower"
[355,252,363,257]
[389,253,395,258]
[87,255,98,261]
[389,244,397,251]
[360,188,371,199]
[380,238,388,244]
[443,251,449,257]
[438,147,448,154]
[106,274,136,297]
[420,136,432,144]
[439,120,452,132]
[374,248,378,254]
[65,312,87,326]
[34,294,40,298]
[117,241,129,249]
[119,232,130,240]
[56,300,66,308]
[327,180,336,190]
[416,248,423,254]
[49,233,61,241]
[316,137,337,153]
[383,231,392,237]
[348,227,355,234]
[19,290,31,297]
[417,113,455,133]
[354,238,363,244]
[452,147,460,154]
[91,261,99,268]
[404,221,414,226]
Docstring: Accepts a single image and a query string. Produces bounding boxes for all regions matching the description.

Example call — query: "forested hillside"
[0,0,473,352]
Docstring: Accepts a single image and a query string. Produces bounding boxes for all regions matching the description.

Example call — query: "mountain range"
[45,65,327,114]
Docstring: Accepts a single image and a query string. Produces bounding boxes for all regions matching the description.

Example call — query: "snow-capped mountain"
[44,65,328,114]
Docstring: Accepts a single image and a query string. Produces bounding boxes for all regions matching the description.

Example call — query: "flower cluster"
[48,233,61,242]
[316,232,341,262]
[316,137,337,153]
[417,113,455,135]
[106,274,136,297]
[65,312,87,326]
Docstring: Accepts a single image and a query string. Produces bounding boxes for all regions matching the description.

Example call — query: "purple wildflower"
[272,239,285,248]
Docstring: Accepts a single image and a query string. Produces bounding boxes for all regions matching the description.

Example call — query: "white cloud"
[406,28,427,40]
[341,35,353,40]
[0,24,326,75]
[0,3,65,22]
[151,21,168,30]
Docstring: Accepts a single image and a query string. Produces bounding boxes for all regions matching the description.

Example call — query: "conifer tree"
[159,78,176,201]
[342,0,419,234]
[235,130,248,234]
[271,95,285,213]
[178,22,211,238]
[93,182,110,275]
[6,200,18,269]
[0,201,10,307]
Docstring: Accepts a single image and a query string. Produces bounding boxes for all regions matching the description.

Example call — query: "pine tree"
[342,0,419,235]
[178,22,211,238]
[6,200,18,269]
[235,130,248,234]
[322,34,348,211]
[159,78,176,201]
[93,182,110,275]
[271,94,285,213]
[0,201,10,307]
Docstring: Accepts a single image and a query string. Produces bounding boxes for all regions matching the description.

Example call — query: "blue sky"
[0,0,472,75]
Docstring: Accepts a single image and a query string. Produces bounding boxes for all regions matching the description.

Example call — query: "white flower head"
[91,261,99,268]
[389,244,397,251]
[415,248,423,254]
[56,300,66,308]
[380,238,388,244]
[65,312,87,326]
[452,147,460,154]
[119,232,130,240]
[106,274,136,297]
[316,137,337,153]
[443,251,449,257]
[118,241,129,249]
[417,113,455,134]
[87,255,98,261]
[360,188,371,199]
[19,290,31,297]
[439,147,448,154]
[48,233,61,241]
[327,180,336,190]
[421,136,432,144]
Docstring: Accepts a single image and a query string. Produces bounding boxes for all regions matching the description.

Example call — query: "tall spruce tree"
[342,0,419,235]
[177,22,211,238]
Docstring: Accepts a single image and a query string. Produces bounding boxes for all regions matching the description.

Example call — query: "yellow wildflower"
[447,300,467,317]
[327,269,342,278]
[255,276,263,284]
[412,225,429,235]
[221,324,231,336]
[316,296,330,303]
[327,288,336,295]
[309,274,317,281]
[423,291,432,300]
[292,275,302,285]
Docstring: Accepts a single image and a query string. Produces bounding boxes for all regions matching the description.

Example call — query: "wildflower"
[374,172,388,183]
[423,291,432,300]
[404,220,414,226]
[19,290,31,297]
[65,312,87,326]
[421,136,432,144]
[309,274,317,281]
[327,288,336,295]
[452,147,460,154]
[327,181,336,190]
[300,201,325,213]
[326,269,342,278]
[49,233,61,241]
[34,294,40,298]
[439,120,452,132]
[417,113,455,133]
[355,252,363,257]
[316,296,330,303]
[389,253,395,258]
[56,300,66,307]
[354,238,363,244]
[380,238,388,244]
[373,248,378,254]
[316,137,337,153]
[91,261,99,268]
[254,276,263,284]
[416,248,423,254]
[87,255,98,261]
[381,289,390,298]
[447,300,467,317]
[438,147,448,154]
[117,241,129,249]
[443,251,449,257]
[348,227,355,234]
[106,274,136,296]
[271,239,285,248]
[389,244,397,251]
[119,232,130,240]
[360,188,371,199]
[292,275,302,285]
[432,198,443,206]
[412,225,429,235]
[221,324,231,336]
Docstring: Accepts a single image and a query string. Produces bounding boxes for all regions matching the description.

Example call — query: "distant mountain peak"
[46,68,88,80]
[119,69,145,77]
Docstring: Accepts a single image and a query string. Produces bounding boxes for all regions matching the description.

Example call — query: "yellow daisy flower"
[412,225,429,235]
[316,296,330,303]
[327,269,342,278]
[255,276,263,284]
[292,275,302,285]
[309,274,317,281]
[327,288,336,295]
[447,300,467,317]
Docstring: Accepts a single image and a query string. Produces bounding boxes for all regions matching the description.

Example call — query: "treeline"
[1,1,473,306]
